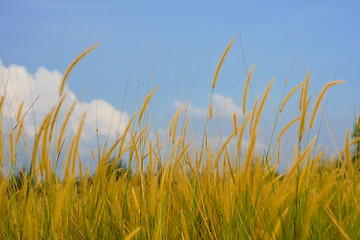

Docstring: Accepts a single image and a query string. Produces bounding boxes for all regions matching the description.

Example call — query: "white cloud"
[0,60,129,162]
[72,99,129,140]
[172,95,258,156]
[212,94,244,119]
[174,94,244,120]
[174,100,207,118]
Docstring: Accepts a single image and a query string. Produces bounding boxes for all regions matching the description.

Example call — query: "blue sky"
[0,1,359,168]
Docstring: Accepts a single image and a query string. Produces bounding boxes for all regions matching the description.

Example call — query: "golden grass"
[212,36,236,90]
[277,116,301,143]
[280,82,302,113]
[169,105,184,144]
[242,65,254,115]
[59,43,99,96]
[298,72,311,143]
[309,80,345,129]
[0,41,359,239]
[252,77,274,136]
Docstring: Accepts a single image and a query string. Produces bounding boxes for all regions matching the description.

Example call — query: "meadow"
[1,38,360,239]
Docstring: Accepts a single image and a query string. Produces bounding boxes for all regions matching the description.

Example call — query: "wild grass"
[0,39,359,240]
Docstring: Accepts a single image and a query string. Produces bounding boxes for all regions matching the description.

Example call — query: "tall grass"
[0,40,359,240]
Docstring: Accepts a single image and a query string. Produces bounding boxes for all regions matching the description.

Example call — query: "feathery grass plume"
[232,113,237,134]
[12,95,40,133]
[129,129,142,165]
[31,114,52,177]
[168,137,182,166]
[181,119,189,148]
[16,101,24,123]
[138,86,159,126]
[116,113,136,161]
[102,138,122,167]
[155,130,163,156]
[40,110,52,177]
[224,148,235,183]
[70,113,86,179]
[149,140,153,175]
[172,143,190,172]
[297,72,311,142]
[49,94,66,143]
[309,80,345,129]
[243,65,254,115]
[64,135,75,180]
[243,129,257,183]
[134,124,149,148]
[249,98,258,135]
[280,82,302,112]
[169,105,184,144]
[59,43,99,96]
[344,130,354,179]
[277,116,301,143]
[90,148,95,160]
[301,70,311,110]
[277,116,302,163]
[15,121,24,145]
[201,36,236,161]
[78,152,83,179]
[237,113,250,156]
[252,77,274,136]
[212,36,236,89]
[0,95,3,111]
[299,77,305,111]
[9,130,15,164]
[299,98,310,143]
[215,131,236,168]
[56,101,77,154]
[299,70,310,113]
[209,104,213,119]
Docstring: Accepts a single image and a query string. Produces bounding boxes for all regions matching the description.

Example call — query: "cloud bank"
[0,59,129,165]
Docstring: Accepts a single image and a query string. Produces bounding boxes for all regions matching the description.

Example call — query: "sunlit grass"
[0,39,359,239]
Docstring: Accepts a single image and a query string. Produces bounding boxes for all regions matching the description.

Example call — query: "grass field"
[1,39,359,239]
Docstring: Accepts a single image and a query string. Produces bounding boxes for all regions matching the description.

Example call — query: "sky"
[0,1,359,171]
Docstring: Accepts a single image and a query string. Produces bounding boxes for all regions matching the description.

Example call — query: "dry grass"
[0,40,359,239]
